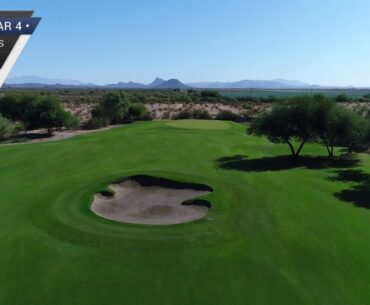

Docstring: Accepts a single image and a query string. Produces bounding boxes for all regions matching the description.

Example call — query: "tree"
[33,97,71,134]
[0,93,77,134]
[335,94,352,103]
[0,93,41,129]
[94,92,131,124]
[365,120,370,149]
[248,96,315,157]
[311,98,365,156]
[347,116,370,153]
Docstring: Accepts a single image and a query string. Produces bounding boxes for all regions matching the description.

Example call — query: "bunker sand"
[91,176,212,225]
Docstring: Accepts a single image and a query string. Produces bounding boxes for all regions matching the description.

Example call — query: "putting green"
[1,120,370,305]
[166,119,230,129]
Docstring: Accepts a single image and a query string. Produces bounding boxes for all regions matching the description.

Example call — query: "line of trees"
[0,93,80,136]
[248,95,370,157]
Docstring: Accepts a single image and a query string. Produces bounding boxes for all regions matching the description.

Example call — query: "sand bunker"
[91,176,212,225]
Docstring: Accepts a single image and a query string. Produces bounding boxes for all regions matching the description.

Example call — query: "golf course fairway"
[1,120,370,305]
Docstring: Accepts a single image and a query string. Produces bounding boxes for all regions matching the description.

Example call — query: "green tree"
[0,93,41,129]
[33,97,70,134]
[95,92,131,124]
[248,96,315,157]
[335,94,352,103]
[311,99,365,156]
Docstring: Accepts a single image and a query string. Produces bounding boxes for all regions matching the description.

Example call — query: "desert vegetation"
[0,93,79,136]
[0,90,369,150]
[85,91,151,129]
[0,114,20,140]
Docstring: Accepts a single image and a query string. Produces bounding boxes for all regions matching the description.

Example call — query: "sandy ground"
[146,102,270,119]
[64,103,97,122]
[63,101,370,122]
[2,125,120,146]
[91,180,211,225]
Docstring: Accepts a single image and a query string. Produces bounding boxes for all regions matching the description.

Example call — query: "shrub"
[174,109,192,119]
[200,90,221,99]
[128,103,152,121]
[192,109,212,120]
[0,115,17,140]
[335,94,352,103]
[83,117,109,130]
[216,110,240,122]
[92,92,131,124]
[64,113,81,130]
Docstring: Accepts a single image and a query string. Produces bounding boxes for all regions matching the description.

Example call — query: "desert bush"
[161,111,171,119]
[0,115,17,140]
[64,113,81,130]
[83,117,109,130]
[92,92,131,124]
[216,110,241,122]
[128,103,152,121]
[335,94,352,103]
[91,92,152,124]
[192,109,212,120]
[200,90,221,99]
[174,109,193,119]
[0,93,79,133]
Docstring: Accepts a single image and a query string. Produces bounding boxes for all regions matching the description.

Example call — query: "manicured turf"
[166,119,230,129]
[1,120,370,305]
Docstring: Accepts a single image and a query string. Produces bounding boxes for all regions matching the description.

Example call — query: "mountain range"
[104,78,191,89]
[3,75,348,89]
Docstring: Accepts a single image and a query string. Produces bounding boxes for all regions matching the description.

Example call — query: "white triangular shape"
[0,35,31,87]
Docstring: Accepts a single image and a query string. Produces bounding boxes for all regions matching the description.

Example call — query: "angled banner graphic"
[0,11,41,87]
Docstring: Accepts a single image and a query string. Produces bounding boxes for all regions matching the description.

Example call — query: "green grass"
[1,120,370,305]
[166,119,230,130]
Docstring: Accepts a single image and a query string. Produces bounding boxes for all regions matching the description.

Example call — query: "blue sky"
[2,0,370,86]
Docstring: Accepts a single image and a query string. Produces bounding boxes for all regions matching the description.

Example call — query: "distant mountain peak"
[105,81,146,89]
[148,78,166,87]
[152,79,190,89]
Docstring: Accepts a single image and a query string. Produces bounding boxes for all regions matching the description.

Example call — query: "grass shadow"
[217,153,370,210]
[17,133,53,140]
[216,155,360,172]
[331,170,370,209]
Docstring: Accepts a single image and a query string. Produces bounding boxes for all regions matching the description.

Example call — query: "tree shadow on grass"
[13,133,53,141]
[331,170,370,209]
[216,155,360,172]
[217,154,370,210]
